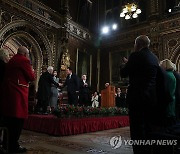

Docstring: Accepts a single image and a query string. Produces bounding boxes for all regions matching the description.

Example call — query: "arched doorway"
[2,32,42,88]
[162,32,180,72]
[0,20,52,90]
[0,20,52,112]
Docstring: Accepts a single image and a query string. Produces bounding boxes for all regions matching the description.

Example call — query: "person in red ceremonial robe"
[1,46,35,153]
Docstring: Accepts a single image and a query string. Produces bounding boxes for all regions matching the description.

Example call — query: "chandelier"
[120,3,141,20]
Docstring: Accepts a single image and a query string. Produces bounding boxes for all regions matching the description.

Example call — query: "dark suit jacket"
[64,73,79,94]
[173,71,180,105]
[0,59,6,99]
[37,71,59,101]
[116,93,126,107]
[79,80,90,94]
[120,47,159,116]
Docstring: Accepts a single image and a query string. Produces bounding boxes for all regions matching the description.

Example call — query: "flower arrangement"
[52,105,128,118]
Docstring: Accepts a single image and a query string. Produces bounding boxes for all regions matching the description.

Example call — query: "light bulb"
[136,9,141,14]
[131,5,136,12]
[102,26,109,34]
[120,12,125,17]
[123,7,128,13]
[125,14,130,20]
[112,24,117,30]
[132,13,138,18]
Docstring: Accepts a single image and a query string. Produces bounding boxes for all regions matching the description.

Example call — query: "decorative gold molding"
[67,20,92,43]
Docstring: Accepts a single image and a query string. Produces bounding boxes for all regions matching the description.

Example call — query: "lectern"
[101,86,115,107]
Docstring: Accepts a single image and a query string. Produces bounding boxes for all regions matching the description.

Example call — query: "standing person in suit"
[79,75,90,106]
[105,82,110,88]
[61,67,79,105]
[0,48,9,150]
[36,66,60,114]
[49,70,61,110]
[115,88,126,108]
[0,48,9,102]
[120,35,159,154]
[1,46,35,153]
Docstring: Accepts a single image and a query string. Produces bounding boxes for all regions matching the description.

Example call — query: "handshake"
[84,83,88,86]
[59,83,63,87]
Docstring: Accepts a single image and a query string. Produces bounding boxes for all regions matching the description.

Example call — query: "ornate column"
[59,0,71,80]
[148,0,160,20]
[60,0,70,17]
[147,0,162,59]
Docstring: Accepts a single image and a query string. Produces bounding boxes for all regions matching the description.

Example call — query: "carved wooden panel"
[161,31,180,71]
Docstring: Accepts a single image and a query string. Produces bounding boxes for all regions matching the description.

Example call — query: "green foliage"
[52,105,128,118]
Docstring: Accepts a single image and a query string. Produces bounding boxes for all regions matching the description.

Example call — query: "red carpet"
[24,114,129,136]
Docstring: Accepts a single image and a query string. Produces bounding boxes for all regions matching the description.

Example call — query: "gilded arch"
[0,20,52,66]
[170,44,180,72]
[0,20,52,89]
[161,32,180,72]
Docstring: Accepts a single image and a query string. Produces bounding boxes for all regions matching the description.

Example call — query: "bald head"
[134,35,150,52]
[18,46,29,54]
[17,46,29,59]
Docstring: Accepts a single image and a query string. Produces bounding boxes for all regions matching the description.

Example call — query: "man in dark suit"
[36,66,60,113]
[79,75,90,106]
[0,48,9,103]
[62,67,79,105]
[173,70,180,121]
[115,88,126,108]
[120,35,159,154]
[1,46,35,153]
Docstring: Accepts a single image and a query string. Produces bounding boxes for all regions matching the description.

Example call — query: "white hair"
[0,48,9,60]
[159,59,176,71]
[47,66,53,72]
[135,35,150,48]
[173,63,177,71]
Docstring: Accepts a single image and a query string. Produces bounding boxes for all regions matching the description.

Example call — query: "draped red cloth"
[24,115,129,136]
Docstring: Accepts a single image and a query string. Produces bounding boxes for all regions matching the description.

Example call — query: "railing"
[1,0,62,28]
[68,20,91,41]
[14,0,53,20]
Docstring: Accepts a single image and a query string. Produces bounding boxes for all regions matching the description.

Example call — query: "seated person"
[115,88,126,108]
[91,91,99,108]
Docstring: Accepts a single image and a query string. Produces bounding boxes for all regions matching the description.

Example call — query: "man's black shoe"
[9,146,27,153]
